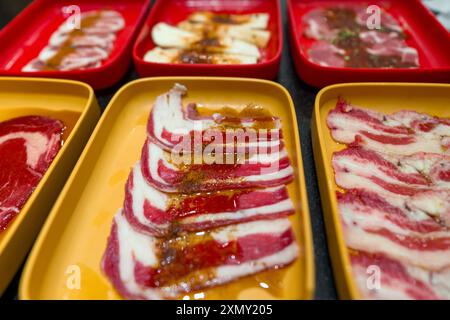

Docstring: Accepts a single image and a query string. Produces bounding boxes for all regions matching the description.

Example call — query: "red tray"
[133,0,282,79]
[0,0,151,90]
[287,0,450,87]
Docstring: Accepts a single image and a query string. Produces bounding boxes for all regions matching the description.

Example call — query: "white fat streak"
[344,223,450,271]
[211,218,291,243]
[181,198,294,225]
[0,132,50,169]
[131,162,168,228]
[333,153,424,187]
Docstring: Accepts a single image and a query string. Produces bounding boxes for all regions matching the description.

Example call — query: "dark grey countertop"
[0,0,337,300]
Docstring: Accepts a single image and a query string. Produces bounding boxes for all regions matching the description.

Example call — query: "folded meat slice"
[327,99,450,155]
[124,162,295,236]
[339,191,450,270]
[350,251,450,300]
[147,84,282,152]
[102,212,298,300]
[0,116,64,231]
[141,139,294,193]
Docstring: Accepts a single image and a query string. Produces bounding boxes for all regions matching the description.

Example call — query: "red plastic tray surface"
[133,0,282,79]
[0,0,151,89]
[288,0,450,87]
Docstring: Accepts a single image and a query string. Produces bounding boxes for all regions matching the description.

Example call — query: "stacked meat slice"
[102,84,299,299]
[327,100,450,299]
[23,10,125,71]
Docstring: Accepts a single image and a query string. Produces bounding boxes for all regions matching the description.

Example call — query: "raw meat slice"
[332,147,450,194]
[340,200,450,270]
[355,7,402,33]
[302,8,337,40]
[307,41,346,67]
[102,212,298,300]
[337,189,447,235]
[0,116,64,231]
[327,99,450,155]
[350,251,450,300]
[147,84,282,152]
[141,139,294,193]
[124,162,295,236]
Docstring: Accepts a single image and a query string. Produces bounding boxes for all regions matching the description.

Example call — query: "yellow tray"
[0,77,100,295]
[311,83,450,300]
[20,77,315,300]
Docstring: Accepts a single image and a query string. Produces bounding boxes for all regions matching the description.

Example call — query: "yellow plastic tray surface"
[0,77,100,295]
[20,77,314,300]
[311,83,450,300]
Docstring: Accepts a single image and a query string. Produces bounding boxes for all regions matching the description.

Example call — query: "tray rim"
[19,76,315,300]
[132,0,283,78]
[311,81,450,300]
[0,76,98,295]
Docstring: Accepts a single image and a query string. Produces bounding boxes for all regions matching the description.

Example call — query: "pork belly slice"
[338,189,448,235]
[332,147,450,196]
[339,191,450,270]
[327,99,450,155]
[141,139,294,193]
[147,84,282,152]
[0,116,64,231]
[350,251,450,300]
[102,212,298,300]
[124,162,295,236]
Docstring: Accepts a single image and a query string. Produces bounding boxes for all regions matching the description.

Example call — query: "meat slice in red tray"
[123,162,295,236]
[140,138,294,193]
[307,41,346,67]
[102,211,298,300]
[350,251,450,300]
[0,116,64,231]
[147,84,282,152]
[22,10,125,72]
[327,99,450,155]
